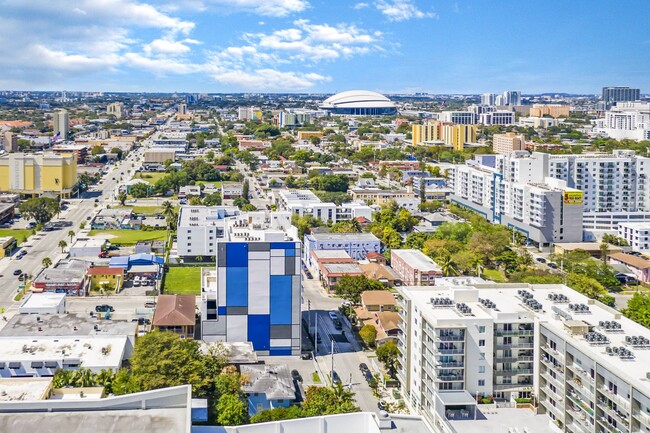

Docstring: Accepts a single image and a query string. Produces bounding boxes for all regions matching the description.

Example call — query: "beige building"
[528,104,570,118]
[492,132,525,154]
[349,187,415,205]
[52,110,69,140]
[2,131,17,152]
[107,102,125,119]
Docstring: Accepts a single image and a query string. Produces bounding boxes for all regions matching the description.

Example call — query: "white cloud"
[375,0,437,22]
[196,0,309,17]
[209,68,329,90]
[354,2,369,9]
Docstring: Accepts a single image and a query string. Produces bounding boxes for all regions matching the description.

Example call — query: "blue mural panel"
[226,243,248,267]
[248,315,270,351]
[269,347,292,356]
[270,275,292,325]
[226,267,248,306]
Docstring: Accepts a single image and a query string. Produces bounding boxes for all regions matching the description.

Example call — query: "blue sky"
[0,0,648,94]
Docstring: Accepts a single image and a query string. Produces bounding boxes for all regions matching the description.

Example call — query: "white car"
[328,311,338,321]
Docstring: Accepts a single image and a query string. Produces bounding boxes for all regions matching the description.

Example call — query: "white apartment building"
[447,158,583,246]
[176,206,240,257]
[276,189,374,223]
[594,102,650,141]
[479,110,515,126]
[492,133,525,154]
[303,232,381,264]
[481,93,496,106]
[519,116,561,129]
[398,281,650,433]
[439,111,476,125]
[52,110,69,140]
[618,222,650,252]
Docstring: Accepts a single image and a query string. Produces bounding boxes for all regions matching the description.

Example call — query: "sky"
[1,0,649,94]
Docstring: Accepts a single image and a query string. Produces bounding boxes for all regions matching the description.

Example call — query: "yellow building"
[529,104,570,118]
[0,152,77,197]
[297,131,323,140]
[88,267,124,293]
[413,122,476,151]
[442,124,477,151]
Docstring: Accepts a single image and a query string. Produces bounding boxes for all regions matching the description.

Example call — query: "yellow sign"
[563,191,583,205]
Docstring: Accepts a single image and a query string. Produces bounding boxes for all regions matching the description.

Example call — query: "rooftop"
[361,290,398,306]
[153,295,196,327]
[307,232,380,242]
[391,249,441,272]
[322,263,364,276]
[178,205,240,227]
[609,252,650,270]
[311,250,354,260]
[0,378,52,401]
[19,293,65,310]
[240,364,295,400]
[0,313,137,337]
[399,282,650,398]
[448,406,550,433]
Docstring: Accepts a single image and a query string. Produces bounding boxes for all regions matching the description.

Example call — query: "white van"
[133,276,141,287]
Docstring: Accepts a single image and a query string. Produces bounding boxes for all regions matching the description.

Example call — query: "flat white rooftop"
[0,336,127,370]
[391,249,441,272]
[0,378,52,401]
[19,293,65,311]
[400,282,650,398]
[449,407,551,433]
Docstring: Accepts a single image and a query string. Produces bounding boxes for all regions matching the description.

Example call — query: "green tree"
[67,229,75,244]
[130,182,150,198]
[42,257,52,268]
[242,179,250,200]
[129,332,211,396]
[376,341,399,379]
[567,273,607,299]
[203,192,222,206]
[58,240,67,253]
[216,393,248,426]
[438,255,458,277]
[118,190,128,206]
[18,197,60,224]
[301,385,359,417]
[112,368,140,395]
[335,276,385,304]
[359,324,377,347]
[251,405,303,423]
[91,145,104,155]
[622,292,650,329]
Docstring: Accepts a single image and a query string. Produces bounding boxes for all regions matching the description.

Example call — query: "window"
[478,379,485,386]
[479,339,485,347]
[478,326,486,334]
[479,366,485,374]
[479,352,485,360]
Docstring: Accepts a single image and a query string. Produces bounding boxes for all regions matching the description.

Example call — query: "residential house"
[608,253,650,283]
[360,290,398,312]
[359,263,401,288]
[152,295,196,339]
[240,364,296,416]
[88,267,124,293]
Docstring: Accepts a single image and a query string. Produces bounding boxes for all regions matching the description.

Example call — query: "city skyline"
[0,0,649,94]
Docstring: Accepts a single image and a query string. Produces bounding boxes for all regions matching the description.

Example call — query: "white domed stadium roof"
[320,90,395,109]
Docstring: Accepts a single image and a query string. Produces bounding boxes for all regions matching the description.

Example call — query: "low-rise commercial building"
[176,206,240,258]
[390,249,442,285]
[303,232,381,264]
[88,267,124,293]
[0,152,77,197]
[277,189,374,223]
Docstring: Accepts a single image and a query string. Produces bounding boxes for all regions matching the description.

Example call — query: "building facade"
[594,102,650,141]
[602,86,640,105]
[390,249,442,285]
[492,133,525,155]
[176,206,240,258]
[303,232,381,264]
[200,211,301,356]
[618,222,650,252]
[52,110,69,140]
[0,152,77,197]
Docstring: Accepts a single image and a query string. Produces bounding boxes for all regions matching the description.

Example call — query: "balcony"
[494,329,534,336]
[434,374,464,382]
[567,394,595,418]
[435,334,465,342]
[495,368,533,376]
[434,347,464,355]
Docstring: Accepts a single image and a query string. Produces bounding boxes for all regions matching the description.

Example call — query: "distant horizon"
[1,0,648,94]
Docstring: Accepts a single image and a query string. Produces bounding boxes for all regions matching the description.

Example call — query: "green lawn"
[88,230,167,246]
[0,229,32,245]
[163,267,202,295]
[483,269,507,283]
[133,172,167,184]
[115,205,165,215]
[196,181,223,188]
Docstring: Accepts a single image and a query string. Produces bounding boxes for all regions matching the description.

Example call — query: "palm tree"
[72,368,96,388]
[331,381,354,405]
[53,369,73,388]
[439,255,458,277]
[58,240,67,253]
[599,242,609,264]
[42,257,52,268]
[67,230,75,244]
[162,200,174,219]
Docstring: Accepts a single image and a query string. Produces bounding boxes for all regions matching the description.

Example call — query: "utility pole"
[314,314,318,358]
[331,337,335,386]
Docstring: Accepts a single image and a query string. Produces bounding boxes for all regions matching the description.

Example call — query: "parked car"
[13,269,22,276]
[328,311,338,321]
[291,369,303,383]
[300,352,313,360]
[333,319,343,331]
[548,262,559,269]
[95,304,114,312]
[144,301,156,308]
[536,257,546,263]
[377,401,387,410]
[359,363,369,373]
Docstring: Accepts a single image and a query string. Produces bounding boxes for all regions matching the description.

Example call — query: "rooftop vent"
[584,331,609,345]
[569,304,590,314]
[606,346,635,360]
[548,293,569,303]
[625,336,650,348]
[456,303,473,316]
[430,297,453,307]
[599,321,623,332]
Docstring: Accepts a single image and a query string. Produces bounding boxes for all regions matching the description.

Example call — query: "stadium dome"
[320,90,397,116]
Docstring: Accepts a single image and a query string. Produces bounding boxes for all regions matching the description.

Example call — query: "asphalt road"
[0,149,143,311]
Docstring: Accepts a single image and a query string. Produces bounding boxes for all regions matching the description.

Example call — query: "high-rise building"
[0,152,77,197]
[479,110,515,126]
[439,111,476,125]
[502,90,522,106]
[2,132,18,152]
[602,86,640,104]
[238,106,262,121]
[480,93,496,106]
[397,280,650,433]
[107,102,125,119]
[178,103,187,115]
[52,110,69,140]
[594,101,650,141]
[492,132,525,154]
[200,211,301,356]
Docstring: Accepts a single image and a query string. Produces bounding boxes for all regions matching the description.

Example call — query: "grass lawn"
[196,181,223,188]
[133,172,167,184]
[87,229,167,245]
[0,229,32,245]
[483,269,507,283]
[115,205,165,215]
[164,267,202,295]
